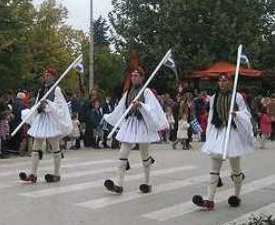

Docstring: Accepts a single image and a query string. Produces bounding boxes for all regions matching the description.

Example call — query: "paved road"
[0,141,275,225]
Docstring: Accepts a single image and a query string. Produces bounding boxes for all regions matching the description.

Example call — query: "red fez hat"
[46,67,57,77]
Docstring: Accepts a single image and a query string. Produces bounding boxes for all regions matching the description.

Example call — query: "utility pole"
[89,0,94,92]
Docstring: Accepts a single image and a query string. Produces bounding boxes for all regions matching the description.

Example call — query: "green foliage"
[94,47,125,95]
[94,16,110,46]
[25,0,75,88]
[0,0,126,96]
[80,27,125,95]
[2,0,275,95]
[0,0,87,92]
[0,0,35,91]
[109,0,275,91]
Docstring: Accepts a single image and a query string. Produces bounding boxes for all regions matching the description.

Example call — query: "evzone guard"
[103,64,169,194]
[192,74,256,210]
[19,67,73,183]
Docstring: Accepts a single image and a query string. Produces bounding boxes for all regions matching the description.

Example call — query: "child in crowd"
[165,106,175,143]
[172,110,190,150]
[259,108,272,149]
[70,113,81,149]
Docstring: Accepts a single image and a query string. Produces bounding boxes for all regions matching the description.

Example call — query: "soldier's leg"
[104,142,131,193]
[19,138,44,183]
[44,138,61,183]
[139,143,154,193]
[207,157,223,201]
[192,156,223,210]
[228,157,244,207]
[116,143,131,186]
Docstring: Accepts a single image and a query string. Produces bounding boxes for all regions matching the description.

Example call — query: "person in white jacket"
[104,66,169,194]
[172,110,189,150]
[192,74,256,210]
[19,68,73,183]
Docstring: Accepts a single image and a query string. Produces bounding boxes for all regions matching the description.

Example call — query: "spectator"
[9,92,26,153]
[70,93,81,115]
[92,99,103,149]
[199,110,208,142]
[70,113,81,150]
[0,110,11,158]
[101,96,114,148]
[83,99,96,148]
[165,106,175,143]
[172,108,190,150]
[259,108,272,149]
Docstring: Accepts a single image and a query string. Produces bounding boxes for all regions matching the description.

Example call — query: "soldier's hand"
[132,101,141,111]
[37,100,47,113]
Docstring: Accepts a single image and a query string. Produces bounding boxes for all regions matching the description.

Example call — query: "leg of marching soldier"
[228,156,244,207]
[192,156,223,210]
[43,138,61,183]
[139,143,154,193]
[18,138,43,183]
[104,142,131,193]
[207,156,223,201]
[139,144,151,184]
[48,138,61,176]
[31,138,44,176]
[116,143,132,187]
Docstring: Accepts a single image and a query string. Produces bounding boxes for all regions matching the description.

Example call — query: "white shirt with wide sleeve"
[104,88,169,143]
[22,86,73,139]
[202,92,256,157]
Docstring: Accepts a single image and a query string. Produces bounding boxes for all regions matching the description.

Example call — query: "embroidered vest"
[125,85,145,120]
[38,81,56,102]
[211,91,238,129]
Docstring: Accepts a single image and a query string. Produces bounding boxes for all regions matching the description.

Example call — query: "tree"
[94,48,125,95]
[94,16,110,46]
[80,16,125,96]
[0,0,85,92]
[0,0,35,91]
[26,0,70,76]
[109,0,275,92]
[22,0,86,92]
[93,16,125,94]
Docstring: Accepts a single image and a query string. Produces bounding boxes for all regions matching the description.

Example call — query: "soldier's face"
[94,101,100,108]
[43,72,55,84]
[131,70,143,86]
[218,79,232,92]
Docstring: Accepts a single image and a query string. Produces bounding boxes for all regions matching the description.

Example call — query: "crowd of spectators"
[1,83,275,159]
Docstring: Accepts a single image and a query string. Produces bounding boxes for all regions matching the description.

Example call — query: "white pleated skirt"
[202,126,255,157]
[25,111,66,138]
[116,116,160,143]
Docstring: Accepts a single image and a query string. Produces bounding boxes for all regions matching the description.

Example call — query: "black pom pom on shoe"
[228,195,241,207]
[192,195,215,210]
[19,172,27,181]
[192,195,204,207]
[139,184,152,193]
[45,174,61,183]
[104,179,123,194]
[104,179,114,190]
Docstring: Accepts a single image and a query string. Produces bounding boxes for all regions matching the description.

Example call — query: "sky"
[32,0,113,32]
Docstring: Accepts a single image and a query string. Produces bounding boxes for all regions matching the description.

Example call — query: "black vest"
[211,91,238,129]
[38,82,56,102]
[125,86,145,120]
